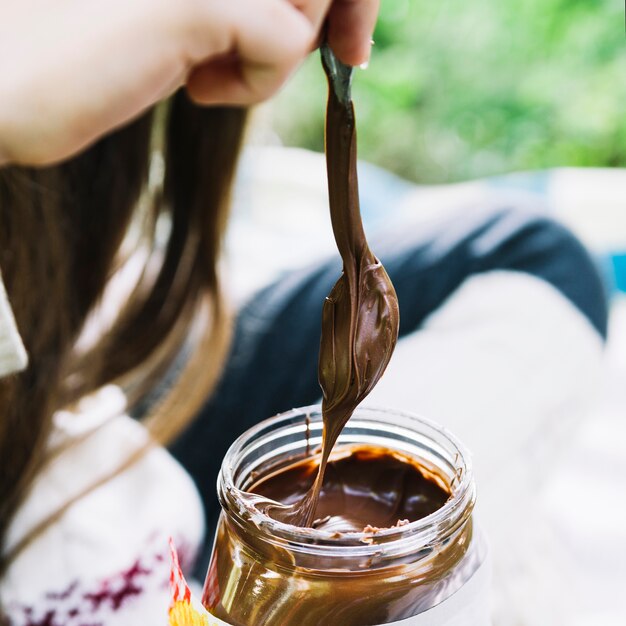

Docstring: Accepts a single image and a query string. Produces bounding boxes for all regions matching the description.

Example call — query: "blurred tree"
[270,0,626,183]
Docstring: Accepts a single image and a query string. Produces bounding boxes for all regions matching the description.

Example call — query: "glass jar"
[202,406,490,626]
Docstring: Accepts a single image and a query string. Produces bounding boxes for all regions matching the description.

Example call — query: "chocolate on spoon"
[265,43,400,527]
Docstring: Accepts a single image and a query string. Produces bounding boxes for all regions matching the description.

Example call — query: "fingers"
[185,0,380,106]
[187,55,289,106]
[326,0,379,66]
[186,0,314,105]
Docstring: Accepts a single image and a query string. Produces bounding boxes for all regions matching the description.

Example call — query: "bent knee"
[471,205,608,339]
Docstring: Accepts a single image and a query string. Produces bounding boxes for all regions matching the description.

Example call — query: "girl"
[0,1,378,622]
[0,1,607,623]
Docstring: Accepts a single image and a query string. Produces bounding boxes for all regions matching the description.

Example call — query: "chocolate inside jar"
[250,445,450,534]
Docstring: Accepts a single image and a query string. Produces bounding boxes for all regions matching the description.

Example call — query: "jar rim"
[218,404,475,559]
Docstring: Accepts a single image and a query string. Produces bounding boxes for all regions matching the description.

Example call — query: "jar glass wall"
[202,406,489,626]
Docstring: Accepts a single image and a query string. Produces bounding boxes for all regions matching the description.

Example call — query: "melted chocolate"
[265,44,400,528]
[202,47,472,626]
[251,446,449,533]
[205,444,472,625]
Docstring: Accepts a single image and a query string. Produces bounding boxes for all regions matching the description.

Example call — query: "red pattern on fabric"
[6,539,174,626]
[169,538,192,605]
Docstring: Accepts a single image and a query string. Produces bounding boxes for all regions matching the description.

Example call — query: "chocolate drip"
[265,45,400,527]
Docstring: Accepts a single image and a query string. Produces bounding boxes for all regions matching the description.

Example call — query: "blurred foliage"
[270,0,626,183]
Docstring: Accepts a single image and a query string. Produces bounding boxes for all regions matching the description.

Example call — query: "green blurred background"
[270,0,626,183]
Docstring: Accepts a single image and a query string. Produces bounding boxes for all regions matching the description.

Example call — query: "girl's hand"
[0,0,378,166]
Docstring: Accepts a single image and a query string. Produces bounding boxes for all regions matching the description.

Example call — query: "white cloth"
[1,386,205,625]
[368,271,605,626]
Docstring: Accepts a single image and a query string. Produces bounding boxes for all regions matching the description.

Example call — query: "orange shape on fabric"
[168,538,222,626]
[169,600,210,626]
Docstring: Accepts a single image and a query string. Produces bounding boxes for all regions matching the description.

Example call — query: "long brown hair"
[0,90,248,575]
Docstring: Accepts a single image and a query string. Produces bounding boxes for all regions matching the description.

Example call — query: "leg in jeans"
[168,201,608,582]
